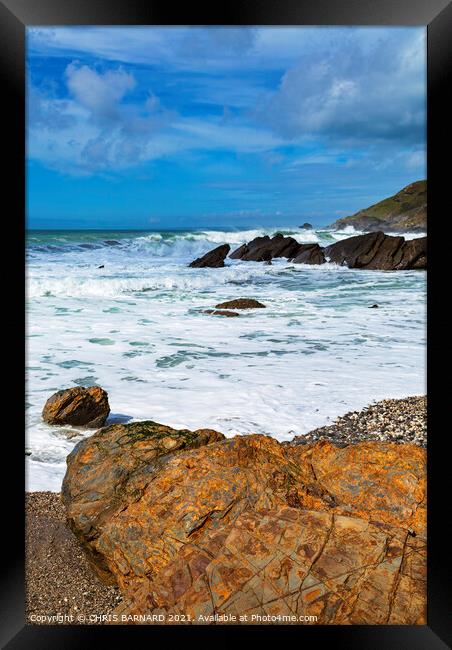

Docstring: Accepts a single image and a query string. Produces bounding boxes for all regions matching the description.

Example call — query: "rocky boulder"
[215,298,266,309]
[229,236,270,260]
[63,431,425,624]
[230,234,301,262]
[118,505,425,625]
[189,244,230,268]
[62,420,224,582]
[395,236,427,270]
[291,243,325,265]
[324,231,386,268]
[324,231,427,270]
[42,386,110,428]
[299,222,313,229]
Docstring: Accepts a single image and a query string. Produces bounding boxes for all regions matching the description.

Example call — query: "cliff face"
[328,181,427,233]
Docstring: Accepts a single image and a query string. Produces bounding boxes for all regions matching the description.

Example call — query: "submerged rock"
[189,244,230,268]
[204,309,239,317]
[63,428,425,624]
[42,386,110,428]
[299,222,313,229]
[214,298,266,309]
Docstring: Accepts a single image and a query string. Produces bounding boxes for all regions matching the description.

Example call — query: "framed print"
[1,0,451,647]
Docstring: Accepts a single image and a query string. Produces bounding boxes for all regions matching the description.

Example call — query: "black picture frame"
[2,0,451,647]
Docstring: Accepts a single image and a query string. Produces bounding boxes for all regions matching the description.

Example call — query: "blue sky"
[26,26,426,229]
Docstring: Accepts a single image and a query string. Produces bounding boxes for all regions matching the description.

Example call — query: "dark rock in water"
[291,243,325,265]
[228,242,248,259]
[204,309,239,317]
[215,298,266,310]
[369,304,379,309]
[325,231,386,267]
[42,386,110,428]
[104,240,121,246]
[299,222,313,230]
[231,231,426,270]
[324,231,427,270]
[230,234,300,261]
[260,249,272,262]
[189,244,230,268]
[395,237,427,270]
[229,236,270,260]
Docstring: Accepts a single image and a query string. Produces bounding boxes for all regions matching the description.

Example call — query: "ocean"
[26,226,426,491]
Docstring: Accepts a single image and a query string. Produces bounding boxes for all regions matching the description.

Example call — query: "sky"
[26,26,426,230]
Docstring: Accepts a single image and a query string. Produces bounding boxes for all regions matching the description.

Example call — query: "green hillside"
[329,180,427,233]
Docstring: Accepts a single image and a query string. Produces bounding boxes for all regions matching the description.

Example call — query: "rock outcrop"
[63,428,426,625]
[42,386,110,428]
[328,180,427,233]
[299,223,313,230]
[189,244,230,268]
[291,243,325,265]
[215,298,266,309]
[62,420,224,582]
[229,231,426,270]
[230,234,300,262]
[324,232,427,270]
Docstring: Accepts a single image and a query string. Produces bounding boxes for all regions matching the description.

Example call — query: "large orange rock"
[62,420,225,581]
[116,507,425,625]
[42,386,110,428]
[288,440,426,535]
[62,431,426,624]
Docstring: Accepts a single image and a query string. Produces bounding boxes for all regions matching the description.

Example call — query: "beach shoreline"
[26,395,426,625]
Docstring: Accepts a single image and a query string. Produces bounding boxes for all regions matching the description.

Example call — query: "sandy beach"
[26,492,121,625]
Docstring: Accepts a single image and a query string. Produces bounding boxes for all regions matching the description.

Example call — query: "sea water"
[26,227,426,491]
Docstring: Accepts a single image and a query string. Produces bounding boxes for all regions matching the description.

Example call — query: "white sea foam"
[26,227,426,491]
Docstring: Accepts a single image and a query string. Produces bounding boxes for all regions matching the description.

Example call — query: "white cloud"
[254,30,426,145]
[28,27,259,72]
[26,27,426,177]
[65,63,135,118]
[27,61,285,175]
